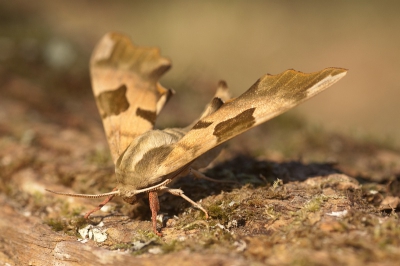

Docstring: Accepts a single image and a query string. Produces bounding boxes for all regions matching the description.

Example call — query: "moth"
[47,32,347,236]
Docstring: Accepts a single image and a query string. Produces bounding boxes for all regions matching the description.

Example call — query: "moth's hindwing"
[90,32,173,163]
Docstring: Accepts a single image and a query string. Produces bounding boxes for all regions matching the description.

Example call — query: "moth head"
[116,184,141,204]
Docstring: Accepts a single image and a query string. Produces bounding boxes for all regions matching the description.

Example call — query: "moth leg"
[191,168,238,184]
[163,188,209,219]
[148,191,162,236]
[84,188,117,219]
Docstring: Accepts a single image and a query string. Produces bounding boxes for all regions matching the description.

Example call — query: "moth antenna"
[132,178,174,195]
[45,189,120,199]
[132,166,190,195]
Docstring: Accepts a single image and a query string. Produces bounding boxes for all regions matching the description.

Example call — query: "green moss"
[45,218,65,232]
[208,205,228,222]
[265,205,279,219]
[161,240,184,253]
[271,178,283,190]
[182,220,210,231]
[134,229,158,241]
[70,216,87,229]
[303,195,327,212]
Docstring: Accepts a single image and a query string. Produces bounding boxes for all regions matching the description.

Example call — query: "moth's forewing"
[90,32,173,163]
[155,68,347,177]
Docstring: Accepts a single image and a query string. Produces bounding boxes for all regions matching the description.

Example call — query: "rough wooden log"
[0,195,243,265]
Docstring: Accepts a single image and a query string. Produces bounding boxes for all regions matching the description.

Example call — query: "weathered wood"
[0,195,243,265]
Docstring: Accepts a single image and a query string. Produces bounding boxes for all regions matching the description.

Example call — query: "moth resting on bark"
[47,32,347,236]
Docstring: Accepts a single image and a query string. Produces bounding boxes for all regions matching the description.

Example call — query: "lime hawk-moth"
[47,32,347,236]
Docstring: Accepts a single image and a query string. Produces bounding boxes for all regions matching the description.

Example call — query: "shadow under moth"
[47,32,347,236]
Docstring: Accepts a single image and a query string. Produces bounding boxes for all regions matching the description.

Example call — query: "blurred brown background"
[1,0,399,145]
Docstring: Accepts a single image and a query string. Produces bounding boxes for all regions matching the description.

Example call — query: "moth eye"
[96,85,130,118]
